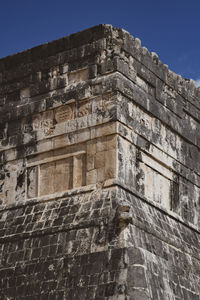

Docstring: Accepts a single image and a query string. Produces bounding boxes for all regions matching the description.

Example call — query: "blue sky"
[0,0,200,83]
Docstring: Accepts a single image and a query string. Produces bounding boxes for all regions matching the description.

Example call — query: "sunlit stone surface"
[0,25,200,299]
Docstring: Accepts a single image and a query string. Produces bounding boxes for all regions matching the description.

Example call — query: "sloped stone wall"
[0,24,200,299]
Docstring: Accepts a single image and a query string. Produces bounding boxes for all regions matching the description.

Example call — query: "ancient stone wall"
[0,25,200,299]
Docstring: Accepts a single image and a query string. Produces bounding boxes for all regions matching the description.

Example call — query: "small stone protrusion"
[142,47,148,55]
[135,38,141,48]
[20,87,30,101]
[116,205,133,230]
[151,52,159,64]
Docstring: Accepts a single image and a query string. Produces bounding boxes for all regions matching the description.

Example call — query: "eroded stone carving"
[55,105,74,123]
[32,111,54,135]
[162,84,177,100]
[78,101,90,117]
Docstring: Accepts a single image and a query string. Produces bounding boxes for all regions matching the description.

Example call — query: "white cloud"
[194,79,200,87]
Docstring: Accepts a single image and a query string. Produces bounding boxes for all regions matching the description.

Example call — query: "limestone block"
[68,68,88,84]
[90,127,96,139]
[65,119,77,132]
[95,151,105,169]
[136,75,149,93]
[66,132,77,146]
[53,135,68,149]
[27,166,38,198]
[96,137,107,152]
[51,122,66,137]
[106,135,116,150]
[105,149,116,179]
[95,122,116,138]
[97,167,105,182]
[4,148,17,162]
[87,113,98,127]
[73,154,86,188]
[86,140,96,155]
[91,96,103,114]
[141,152,173,180]
[55,157,73,192]
[117,136,136,186]
[40,161,55,196]
[139,162,171,210]
[76,128,90,143]
[86,169,97,185]
[37,139,53,153]
[87,154,95,171]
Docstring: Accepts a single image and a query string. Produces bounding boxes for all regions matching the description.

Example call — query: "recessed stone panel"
[32,110,54,136]
[139,162,171,210]
[40,157,73,196]
[26,150,86,199]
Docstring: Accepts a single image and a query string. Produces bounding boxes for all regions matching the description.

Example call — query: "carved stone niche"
[26,149,86,199]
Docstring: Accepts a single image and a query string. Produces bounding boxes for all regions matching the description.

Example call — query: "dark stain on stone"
[16,171,25,190]
[170,177,179,212]
[145,141,150,150]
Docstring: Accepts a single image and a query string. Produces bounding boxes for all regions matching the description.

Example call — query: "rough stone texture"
[0,24,200,299]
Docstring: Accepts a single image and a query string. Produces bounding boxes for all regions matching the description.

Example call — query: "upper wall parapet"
[0,24,199,99]
[0,25,200,163]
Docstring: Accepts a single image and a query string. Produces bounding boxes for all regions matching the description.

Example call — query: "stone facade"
[0,25,200,299]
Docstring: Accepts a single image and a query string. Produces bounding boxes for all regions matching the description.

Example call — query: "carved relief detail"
[140,115,152,130]
[78,101,90,117]
[32,104,75,136]
[55,105,74,123]
[32,111,54,136]
[162,84,177,100]
[31,100,93,136]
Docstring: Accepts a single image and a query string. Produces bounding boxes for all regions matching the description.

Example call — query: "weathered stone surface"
[0,24,200,299]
